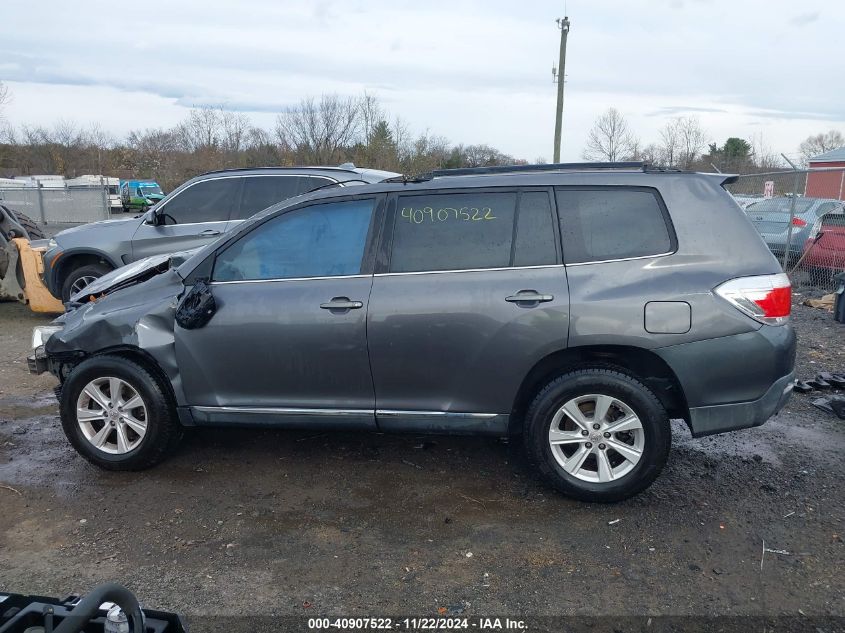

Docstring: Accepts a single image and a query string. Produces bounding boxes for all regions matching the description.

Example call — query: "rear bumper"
[655,324,797,437]
[686,371,794,437]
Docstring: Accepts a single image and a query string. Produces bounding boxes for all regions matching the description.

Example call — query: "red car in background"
[802,211,845,277]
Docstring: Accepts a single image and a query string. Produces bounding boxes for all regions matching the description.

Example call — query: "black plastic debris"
[793,373,845,394]
[817,372,845,388]
[793,380,815,393]
[807,377,832,390]
[810,396,845,420]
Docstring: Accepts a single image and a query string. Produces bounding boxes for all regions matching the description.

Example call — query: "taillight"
[791,217,807,227]
[714,273,791,325]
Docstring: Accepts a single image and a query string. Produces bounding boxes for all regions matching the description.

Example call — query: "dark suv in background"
[41,165,398,300]
[31,163,796,502]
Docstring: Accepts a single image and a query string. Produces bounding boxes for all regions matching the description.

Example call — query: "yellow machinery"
[0,205,64,314]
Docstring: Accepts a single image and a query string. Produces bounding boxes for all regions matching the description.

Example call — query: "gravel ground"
[0,299,842,622]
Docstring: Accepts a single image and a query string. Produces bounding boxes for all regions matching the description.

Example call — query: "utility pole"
[552,16,570,163]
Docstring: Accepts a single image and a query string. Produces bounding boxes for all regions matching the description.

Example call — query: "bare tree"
[275,94,361,164]
[750,132,782,170]
[677,116,707,169]
[0,81,9,122]
[45,120,86,175]
[359,91,383,147]
[85,123,115,174]
[177,106,222,152]
[220,110,251,165]
[126,128,180,184]
[657,118,682,168]
[1,89,528,184]
[582,108,637,162]
[799,130,844,165]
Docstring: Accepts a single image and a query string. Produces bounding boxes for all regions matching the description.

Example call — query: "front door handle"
[505,290,554,304]
[200,229,222,236]
[320,297,364,311]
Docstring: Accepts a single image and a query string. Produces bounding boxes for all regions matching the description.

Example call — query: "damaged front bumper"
[28,325,65,374]
[27,347,49,374]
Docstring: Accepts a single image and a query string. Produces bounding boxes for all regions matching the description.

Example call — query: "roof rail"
[200,165,358,176]
[428,162,648,178]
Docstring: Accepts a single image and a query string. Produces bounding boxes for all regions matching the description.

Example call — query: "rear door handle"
[505,291,554,304]
[320,297,364,311]
[200,229,222,236]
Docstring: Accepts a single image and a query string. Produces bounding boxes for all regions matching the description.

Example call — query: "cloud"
[790,11,820,26]
[646,105,729,116]
[1,0,844,161]
[745,108,839,122]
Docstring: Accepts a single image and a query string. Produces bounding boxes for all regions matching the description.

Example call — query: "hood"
[53,215,142,246]
[146,193,166,201]
[68,248,200,306]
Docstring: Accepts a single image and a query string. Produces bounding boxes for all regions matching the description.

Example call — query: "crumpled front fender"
[46,269,188,405]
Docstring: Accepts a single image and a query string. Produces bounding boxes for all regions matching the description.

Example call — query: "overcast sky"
[1,0,842,163]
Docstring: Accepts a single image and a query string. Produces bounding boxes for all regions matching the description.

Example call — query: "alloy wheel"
[69,275,100,296]
[76,377,148,454]
[548,393,645,483]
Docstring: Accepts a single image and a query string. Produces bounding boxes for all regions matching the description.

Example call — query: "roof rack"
[427,162,648,178]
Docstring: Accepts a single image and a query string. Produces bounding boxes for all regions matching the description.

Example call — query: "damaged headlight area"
[31,325,64,350]
[29,325,64,374]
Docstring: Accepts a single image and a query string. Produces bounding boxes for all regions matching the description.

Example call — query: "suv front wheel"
[59,355,182,470]
[524,368,671,503]
[61,263,112,301]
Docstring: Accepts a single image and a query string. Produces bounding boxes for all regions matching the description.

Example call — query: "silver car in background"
[745,196,843,259]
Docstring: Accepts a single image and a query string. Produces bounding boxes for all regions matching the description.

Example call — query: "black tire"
[59,355,182,470]
[524,367,671,503]
[61,262,112,301]
[10,209,45,239]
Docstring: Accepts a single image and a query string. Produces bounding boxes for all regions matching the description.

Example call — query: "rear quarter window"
[555,187,674,264]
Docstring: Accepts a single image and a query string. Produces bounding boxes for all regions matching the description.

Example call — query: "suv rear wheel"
[524,367,671,503]
[59,355,182,470]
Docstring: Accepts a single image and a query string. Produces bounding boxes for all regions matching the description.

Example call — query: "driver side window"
[159,178,239,225]
[213,198,376,282]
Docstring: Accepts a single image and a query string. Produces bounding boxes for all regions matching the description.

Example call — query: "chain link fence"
[726,168,845,295]
[0,184,110,224]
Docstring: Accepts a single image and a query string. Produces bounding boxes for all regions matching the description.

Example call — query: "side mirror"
[143,209,157,225]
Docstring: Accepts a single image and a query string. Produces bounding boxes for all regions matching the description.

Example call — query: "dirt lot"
[0,298,843,622]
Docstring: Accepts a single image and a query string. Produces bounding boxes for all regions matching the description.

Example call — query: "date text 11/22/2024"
[307,617,527,630]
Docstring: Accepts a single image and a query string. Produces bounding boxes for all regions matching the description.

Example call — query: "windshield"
[139,184,163,195]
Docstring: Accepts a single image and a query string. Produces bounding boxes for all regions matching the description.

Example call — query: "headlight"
[32,325,63,349]
[48,239,57,248]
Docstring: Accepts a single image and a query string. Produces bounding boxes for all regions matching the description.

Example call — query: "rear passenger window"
[390,192,517,272]
[513,192,557,267]
[389,191,558,273]
[300,176,336,193]
[555,188,673,263]
[234,176,303,220]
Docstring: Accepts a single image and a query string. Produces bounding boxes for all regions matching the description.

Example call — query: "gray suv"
[29,163,796,502]
[41,166,397,300]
